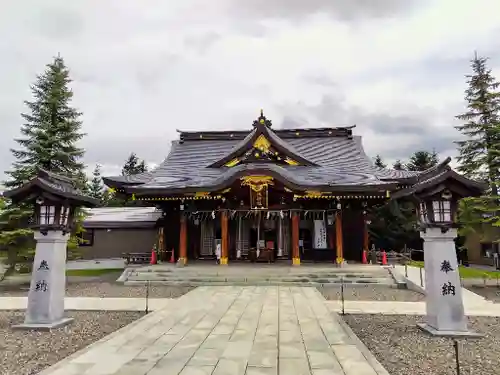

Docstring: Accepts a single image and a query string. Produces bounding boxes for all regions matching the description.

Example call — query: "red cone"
[381,250,388,265]
[362,250,368,264]
[150,249,157,265]
[169,248,175,264]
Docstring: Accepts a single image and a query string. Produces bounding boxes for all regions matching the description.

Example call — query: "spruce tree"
[393,160,405,170]
[406,150,439,171]
[455,53,500,185]
[373,154,386,168]
[5,56,85,188]
[454,53,500,243]
[88,164,104,202]
[122,152,148,176]
[0,55,87,269]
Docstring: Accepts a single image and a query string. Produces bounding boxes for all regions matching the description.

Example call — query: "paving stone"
[279,343,307,358]
[279,330,302,343]
[246,367,278,375]
[188,348,224,366]
[222,341,253,359]
[179,365,216,375]
[330,345,377,375]
[213,359,248,375]
[247,349,278,367]
[278,358,311,375]
[200,334,231,349]
[311,369,345,375]
[307,350,342,369]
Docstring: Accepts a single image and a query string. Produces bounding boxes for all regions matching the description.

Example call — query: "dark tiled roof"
[103,125,424,194]
[2,168,99,206]
[83,207,162,228]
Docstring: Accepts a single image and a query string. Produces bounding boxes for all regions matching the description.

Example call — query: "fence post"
[145,280,150,314]
[340,276,345,316]
[454,340,460,375]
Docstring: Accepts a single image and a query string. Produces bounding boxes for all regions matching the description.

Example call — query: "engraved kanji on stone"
[35,280,48,292]
[440,260,453,273]
[441,281,456,296]
[38,260,49,270]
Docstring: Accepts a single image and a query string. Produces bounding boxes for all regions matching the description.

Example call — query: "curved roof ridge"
[207,117,318,168]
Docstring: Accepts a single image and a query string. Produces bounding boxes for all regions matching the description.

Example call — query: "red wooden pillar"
[335,211,343,264]
[292,212,300,265]
[178,215,187,266]
[221,210,228,265]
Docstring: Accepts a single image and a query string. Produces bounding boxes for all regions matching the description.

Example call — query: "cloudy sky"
[1,0,500,182]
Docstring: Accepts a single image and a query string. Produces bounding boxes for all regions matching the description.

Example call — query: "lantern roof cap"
[391,163,486,200]
[1,168,99,207]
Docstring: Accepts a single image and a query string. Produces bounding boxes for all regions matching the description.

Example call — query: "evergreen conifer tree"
[122,152,148,176]
[454,53,500,242]
[0,56,87,269]
[393,160,405,170]
[89,164,104,202]
[406,150,439,171]
[373,154,386,168]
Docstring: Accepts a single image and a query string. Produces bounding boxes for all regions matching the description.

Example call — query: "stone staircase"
[122,263,396,286]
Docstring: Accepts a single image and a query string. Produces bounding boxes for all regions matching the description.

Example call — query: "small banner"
[314,220,327,249]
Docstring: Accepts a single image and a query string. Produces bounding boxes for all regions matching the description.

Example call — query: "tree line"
[1,51,500,267]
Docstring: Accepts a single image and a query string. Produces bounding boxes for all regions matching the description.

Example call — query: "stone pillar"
[177,215,187,267]
[335,211,343,264]
[291,212,300,265]
[13,231,73,330]
[220,210,228,265]
[417,227,480,337]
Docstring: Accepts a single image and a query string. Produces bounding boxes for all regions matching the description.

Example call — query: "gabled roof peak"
[208,112,318,168]
[252,109,273,128]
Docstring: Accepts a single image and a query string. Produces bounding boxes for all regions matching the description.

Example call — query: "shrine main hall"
[102,111,480,265]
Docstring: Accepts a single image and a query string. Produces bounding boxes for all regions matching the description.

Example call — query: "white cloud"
[1,0,500,184]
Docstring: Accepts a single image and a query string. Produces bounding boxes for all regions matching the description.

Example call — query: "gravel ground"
[344,314,500,375]
[317,284,425,302]
[0,281,195,298]
[0,310,144,375]
[468,286,500,303]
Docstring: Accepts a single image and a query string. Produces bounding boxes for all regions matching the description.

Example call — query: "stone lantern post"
[391,162,485,337]
[414,189,482,336]
[2,169,99,330]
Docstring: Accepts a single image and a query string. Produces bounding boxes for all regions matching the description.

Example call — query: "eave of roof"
[124,164,396,196]
[3,172,99,207]
[390,168,486,200]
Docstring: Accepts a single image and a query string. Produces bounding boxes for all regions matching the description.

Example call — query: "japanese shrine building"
[102,111,483,265]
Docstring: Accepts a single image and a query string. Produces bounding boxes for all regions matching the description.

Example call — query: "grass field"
[409,260,500,279]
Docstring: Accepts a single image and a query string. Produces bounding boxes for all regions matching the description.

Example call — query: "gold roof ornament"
[253,134,271,152]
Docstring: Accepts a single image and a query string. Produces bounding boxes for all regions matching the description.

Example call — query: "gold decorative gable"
[240,176,274,209]
[253,134,271,153]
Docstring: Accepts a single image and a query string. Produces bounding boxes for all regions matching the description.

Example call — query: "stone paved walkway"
[38,286,386,375]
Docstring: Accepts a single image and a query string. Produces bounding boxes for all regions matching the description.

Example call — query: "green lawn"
[65,268,124,277]
[408,260,500,279]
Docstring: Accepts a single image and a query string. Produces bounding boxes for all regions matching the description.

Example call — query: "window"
[432,200,451,222]
[39,205,56,225]
[481,243,494,258]
[78,229,94,247]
